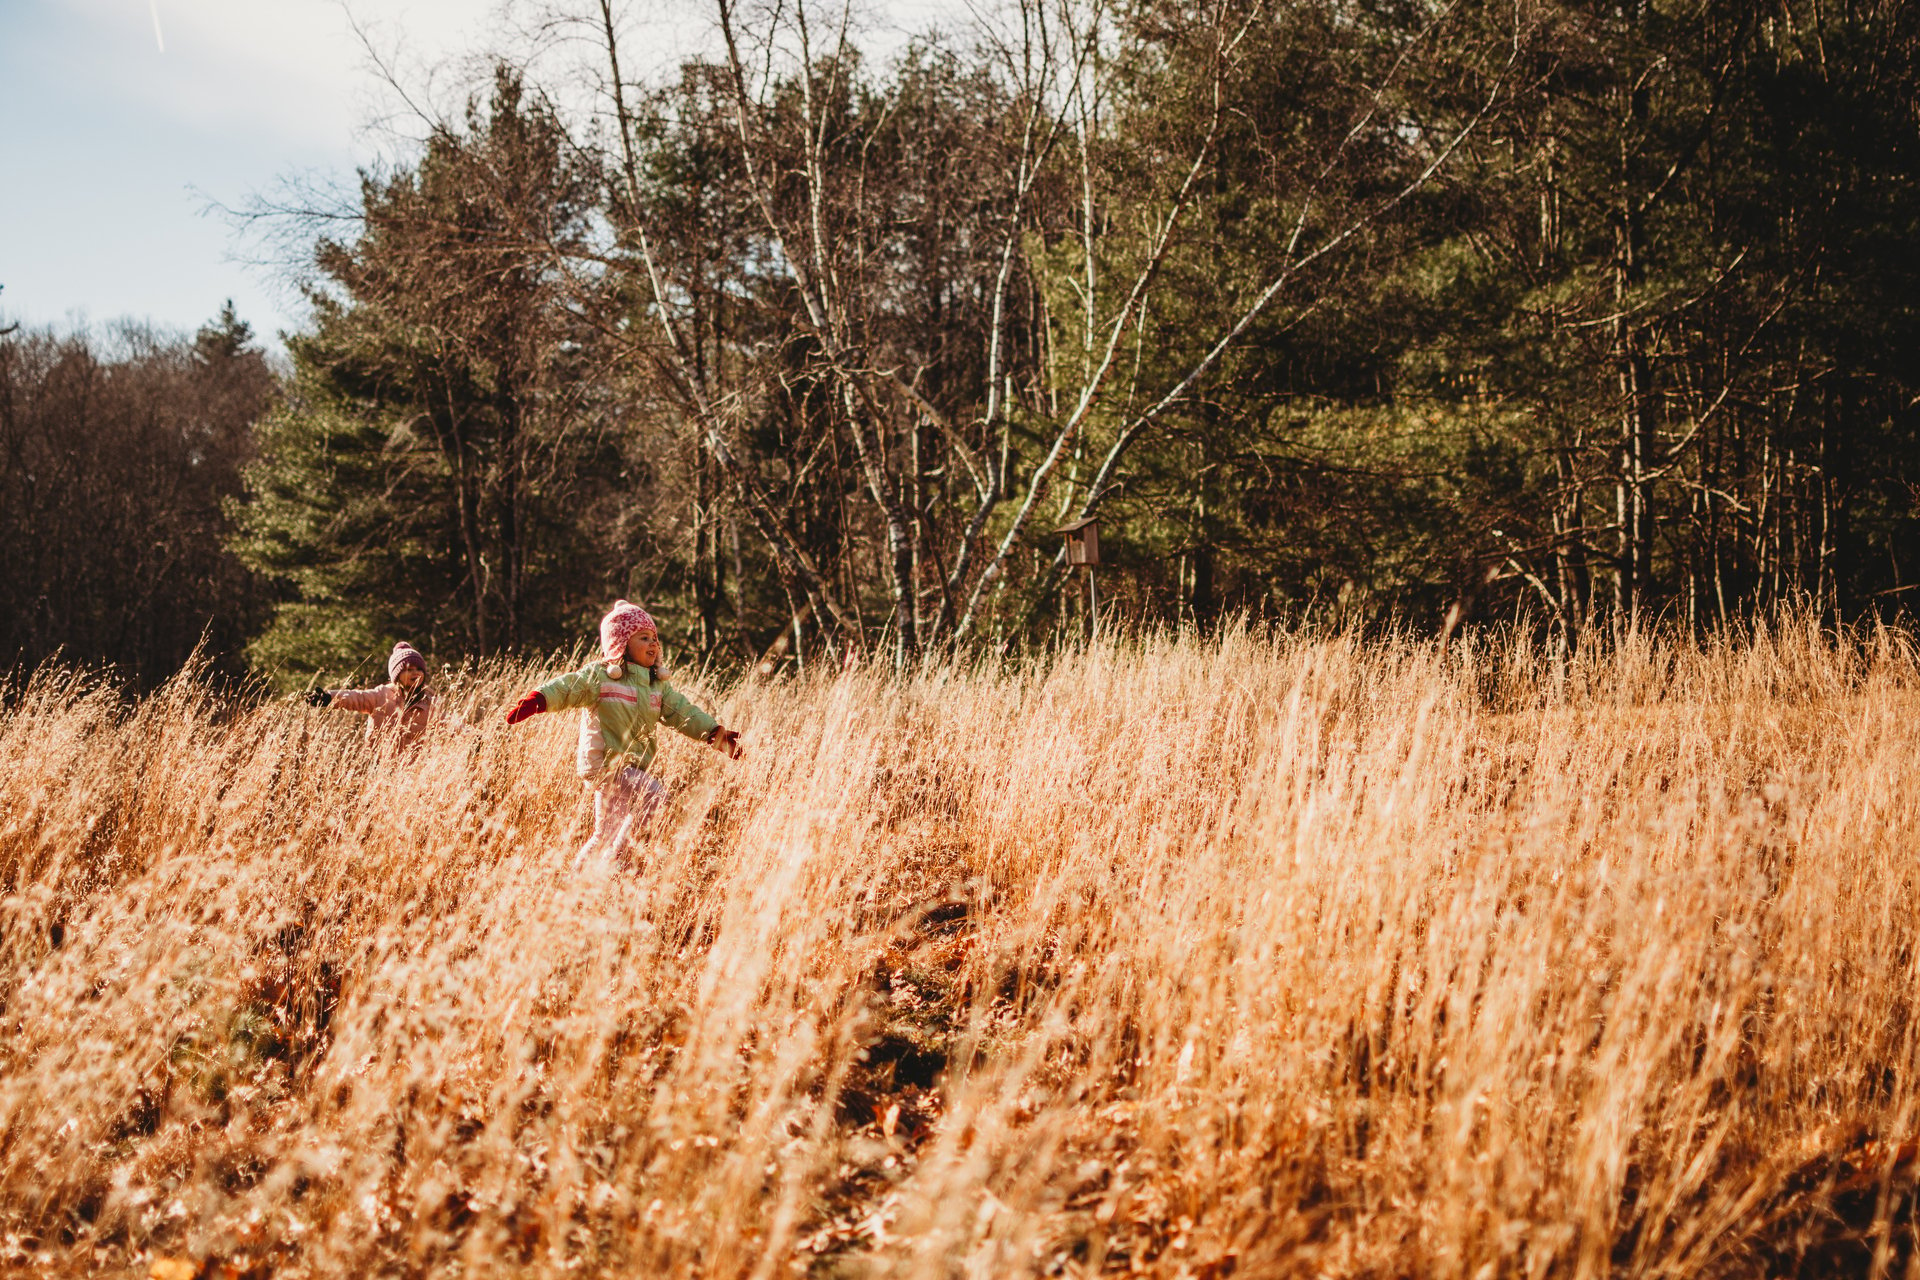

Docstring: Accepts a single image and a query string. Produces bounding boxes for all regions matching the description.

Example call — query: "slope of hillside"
[4,623,1918,1277]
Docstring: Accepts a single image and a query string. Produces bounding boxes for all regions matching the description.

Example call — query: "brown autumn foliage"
[0,314,276,688]
[5,620,1920,1277]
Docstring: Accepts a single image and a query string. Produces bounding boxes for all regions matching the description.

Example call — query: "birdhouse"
[1054,517,1101,566]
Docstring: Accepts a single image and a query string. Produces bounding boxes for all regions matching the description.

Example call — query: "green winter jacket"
[536,661,720,780]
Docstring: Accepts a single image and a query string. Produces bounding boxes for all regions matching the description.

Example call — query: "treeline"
[0,309,275,686]
[7,0,1920,685]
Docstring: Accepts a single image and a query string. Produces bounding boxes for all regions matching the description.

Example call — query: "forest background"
[4,0,1918,689]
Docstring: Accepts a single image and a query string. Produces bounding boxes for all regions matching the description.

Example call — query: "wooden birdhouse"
[1054,516,1101,566]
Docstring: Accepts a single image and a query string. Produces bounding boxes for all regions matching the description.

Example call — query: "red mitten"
[504,690,547,725]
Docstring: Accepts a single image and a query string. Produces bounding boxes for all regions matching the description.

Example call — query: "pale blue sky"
[0,0,972,350]
[0,1,505,346]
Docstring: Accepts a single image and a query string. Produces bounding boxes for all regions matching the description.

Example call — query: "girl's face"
[627,630,662,669]
[397,666,425,691]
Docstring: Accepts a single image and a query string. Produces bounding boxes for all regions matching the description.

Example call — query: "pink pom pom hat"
[387,641,427,681]
[599,600,658,677]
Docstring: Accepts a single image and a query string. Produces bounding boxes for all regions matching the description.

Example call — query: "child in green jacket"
[505,600,742,867]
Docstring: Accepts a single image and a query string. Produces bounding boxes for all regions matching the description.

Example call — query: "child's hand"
[304,688,332,709]
[505,691,547,725]
[709,726,745,759]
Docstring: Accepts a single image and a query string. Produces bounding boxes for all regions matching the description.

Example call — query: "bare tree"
[497,0,1527,660]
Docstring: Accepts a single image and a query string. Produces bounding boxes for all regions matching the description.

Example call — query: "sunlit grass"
[4,618,1919,1277]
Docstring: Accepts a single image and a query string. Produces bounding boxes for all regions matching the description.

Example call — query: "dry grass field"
[5,621,1920,1278]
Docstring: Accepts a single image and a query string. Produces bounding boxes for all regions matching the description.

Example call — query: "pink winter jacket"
[328,685,457,751]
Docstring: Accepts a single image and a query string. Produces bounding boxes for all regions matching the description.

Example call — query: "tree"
[222,0,1920,666]
[0,309,275,686]
[233,67,633,679]
[1390,0,1920,645]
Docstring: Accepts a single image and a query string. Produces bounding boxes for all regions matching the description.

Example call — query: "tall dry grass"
[4,620,1920,1278]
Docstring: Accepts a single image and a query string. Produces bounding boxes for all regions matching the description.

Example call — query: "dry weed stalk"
[3,620,1919,1277]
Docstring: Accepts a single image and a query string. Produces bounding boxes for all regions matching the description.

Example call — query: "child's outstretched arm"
[660,685,745,759]
[311,687,386,714]
[504,664,600,725]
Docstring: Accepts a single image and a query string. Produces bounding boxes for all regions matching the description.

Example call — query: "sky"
[0,1,505,347]
[0,0,956,352]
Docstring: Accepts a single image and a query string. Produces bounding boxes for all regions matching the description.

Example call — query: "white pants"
[573,765,668,870]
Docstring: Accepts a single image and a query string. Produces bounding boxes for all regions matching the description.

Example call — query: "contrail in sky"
[149,0,166,53]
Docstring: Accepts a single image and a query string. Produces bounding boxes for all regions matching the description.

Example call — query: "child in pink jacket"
[306,641,457,751]
[504,601,742,868]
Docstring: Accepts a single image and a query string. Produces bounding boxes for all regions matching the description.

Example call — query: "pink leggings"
[574,765,668,870]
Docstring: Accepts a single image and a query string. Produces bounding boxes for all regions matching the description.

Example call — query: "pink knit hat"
[387,641,427,681]
[599,600,657,677]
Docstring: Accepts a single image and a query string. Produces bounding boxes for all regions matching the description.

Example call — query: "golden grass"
[5,620,1920,1278]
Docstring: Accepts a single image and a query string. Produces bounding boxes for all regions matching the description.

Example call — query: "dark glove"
[505,690,547,725]
[707,725,744,759]
[304,688,332,709]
